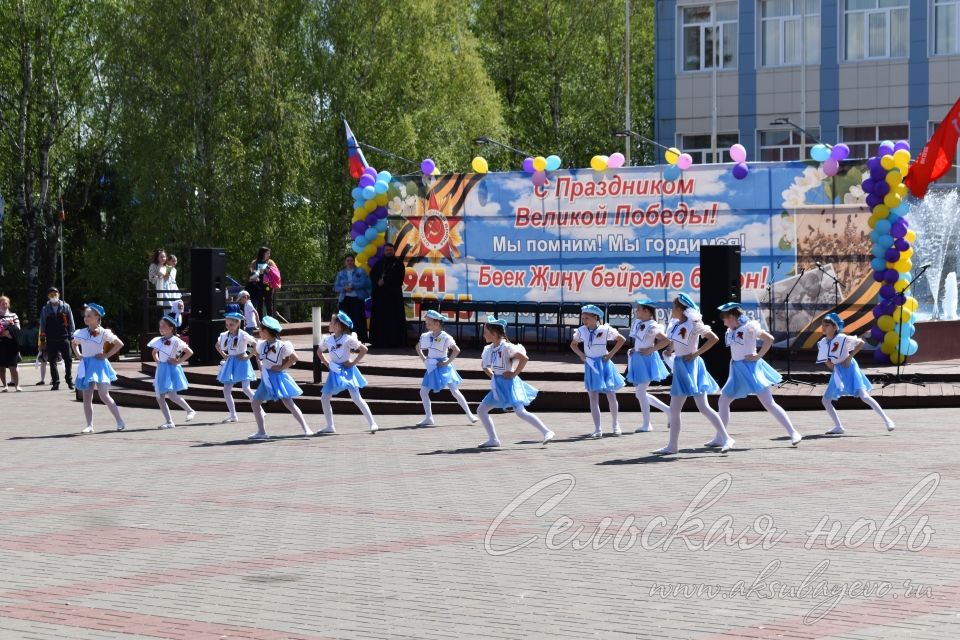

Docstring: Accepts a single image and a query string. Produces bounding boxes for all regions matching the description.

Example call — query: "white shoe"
[302,427,314,436]
[222,415,239,423]
[185,410,197,422]
[369,424,379,433]
[611,425,622,437]
[885,421,895,432]
[588,430,602,439]
[825,425,845,435]
[635,424,653,433]
[319,425,336,434]
[720,438,736,453]
[247,432,268,440]
[116,423,126,432]
[477,439,501,449]
[158,422,175,430]
[14,386,22,392]
[703,439,723,447]
[468,415,478,424]
[652,446,677,455]
[81,426,94,434]
[542,430,555,445]
[416,418,435,427]
[791,432,803,446]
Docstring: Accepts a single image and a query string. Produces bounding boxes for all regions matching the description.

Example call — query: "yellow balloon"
[894,149,911,165]
[900,247,914,259]
[665,147,681,165]
[883,331,900,347]
[885,171,901,186]
[533,156,547,172]
[880,341,894,355]
[432,167,440,175]
[376,194,389,205]
[900,164,910,177]
[896,259,913,273]
[905,229,917,243]
[893,306,912,324]
[868,215,879,229]
[890,352,906,365]
[880,155,895,170]
[590,155,607,171]
[894,184,908,199]
[893,279,909,293]
[471,156,489,173]
[353,210,365,222]
[905,297,918,311]
[873,205,889,219]
[877,315,895,332]
[883,193,901,208]
[364,199,377,213]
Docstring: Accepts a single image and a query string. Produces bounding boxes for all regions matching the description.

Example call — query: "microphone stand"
[882,266,929,388]
[780,268,816,386]
[815,262,845,307]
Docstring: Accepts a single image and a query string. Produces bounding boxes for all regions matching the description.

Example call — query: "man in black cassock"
[369,243,407,348]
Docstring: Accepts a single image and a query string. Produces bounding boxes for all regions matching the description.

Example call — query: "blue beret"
[161,314,179,327]
[86,303,106,318]
[676,293,699,311]
[634,299,657,308]
[580,304,604,319]
[335,310,354,329]
[485,314,507,329]
[424,309,445,322]
[822,313,844,330]
[261,315,283,333]
[223,311,244,321]
[717,302,743,312]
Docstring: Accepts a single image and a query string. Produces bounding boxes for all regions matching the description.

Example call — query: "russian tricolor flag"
[344,119,369,180]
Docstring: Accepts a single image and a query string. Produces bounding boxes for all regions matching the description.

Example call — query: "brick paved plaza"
[1,365,958,640]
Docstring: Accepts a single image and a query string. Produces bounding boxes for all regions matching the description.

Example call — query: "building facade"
[654,0,960,182]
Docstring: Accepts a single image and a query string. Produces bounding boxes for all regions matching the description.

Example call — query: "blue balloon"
[546,155,562,171]
[351,187,362,200]
[663,165,681,181]
[871,246,888,258]
[362,185,375,199]
[890,203,910,217]
[351,240,362,253]
[377,170,392,182]
[886,211,901,224]
[364,227,378,241]
[811,144,830,162]
[877,233,893,248]
[375,218,388,232]
[374,180,389,194]
[874,219,892,234]
[904,339,919,356]
[869,229,880,243]
[871,257,887,271]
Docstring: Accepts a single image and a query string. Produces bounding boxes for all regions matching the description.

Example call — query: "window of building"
[934,0,960,55]
[758,127,822,161]
[679,132,741,164]
[760,0,821,66]
[681,2,738,72]
[839,124,909,158]
[928,121,959,184]
[843,0,909,61]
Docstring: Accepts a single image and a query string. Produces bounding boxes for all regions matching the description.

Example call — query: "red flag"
[906,96,960,199]
[343,118,369,180]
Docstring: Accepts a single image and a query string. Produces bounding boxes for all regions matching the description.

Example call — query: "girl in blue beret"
[415,309,476,426]
[72,304,126,434]
[248,316,313,439]
[626,299,671,433]
[570,304,627,438]
[215,310,260,423]
[818,313,894,434]
[147,314,196,430]
[316,311,379,434]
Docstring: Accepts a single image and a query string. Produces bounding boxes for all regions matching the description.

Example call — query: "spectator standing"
[0,296,22,391]
[39,286,75,390]
[333,254,370,343]
[248,247,279,318]
[369,243,407,348]
[148,249,170,317]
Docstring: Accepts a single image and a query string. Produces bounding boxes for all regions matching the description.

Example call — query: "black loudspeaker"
[189,248,227,365]
[700,245,741,384]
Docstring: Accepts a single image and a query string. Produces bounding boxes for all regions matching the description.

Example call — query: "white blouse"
[318,333,360,365]
[73,327,117,358]
[419,331,456,359]
[629,319,664,351]
[573,323,621,358]
[257,339,295,368]
[147,335,188,362]
[724,319,763,362]
[481,341,527,376]
[817,333,859,364]
[666,317,709,357]
[218,329,257,356]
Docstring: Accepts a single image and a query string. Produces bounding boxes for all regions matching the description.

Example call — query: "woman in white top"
[716,302,801,446]
[570,304,627,438]
[147,315,197,429]
[72,303,126,433]
[415,310,476,426]
[654,293,733,455]
[0,296,21,391]
[215,310,259,423]
[476,316,553,449]
[248,315,312,440]
[818,313,894,434]
[625,299,671,433]
[316,311,378,434]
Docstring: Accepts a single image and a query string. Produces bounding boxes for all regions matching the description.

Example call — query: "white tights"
[822,390,893,429]
[478,400,550,443]
[719,388,797,436]
[223,380,254,417]
[251,397,310,435]
[588,391,620,431]
[155,391,193,424]
[322,388,376,429]
[420,384,475,420]
[665,393,729,451]
[83,384,124,428]
[635,382,669,429]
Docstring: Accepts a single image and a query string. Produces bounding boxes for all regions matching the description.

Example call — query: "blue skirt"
[154,361,189,394]
[584,357,626,393]
[482,375,539,410]
[721,359,783,399]
[670,355,720,396]
[422,361,463,393]
[824,358,873,401]
[254,368,303,401]
[217,355,256,385]
[75,357,118,391]
[322,365,368,396]
[626,352,669,385]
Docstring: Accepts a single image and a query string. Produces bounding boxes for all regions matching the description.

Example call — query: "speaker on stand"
[699,245,741,385]
[188,247,227,365]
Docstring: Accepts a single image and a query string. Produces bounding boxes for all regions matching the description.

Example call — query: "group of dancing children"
[73,296,895,452]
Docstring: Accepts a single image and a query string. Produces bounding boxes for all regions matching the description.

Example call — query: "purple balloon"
[365,213,378,226]
[870,166,886,182]
[866,193,882,209]
[732,163,749,180]
[894,140,910,152]
[873,270,886,283]
[522,157,535,173]
[862,178,876,194]
[363,166,378,177]
[899,217,910,228]
[884,268,899,284]
[867,157,881,170]
[879,284,896,299]
[895,294,907,306]
[878,143,895,157]
[894,237,909,251]
[880,299,897,315]
[351,220,365,233]
[890,221,907,238]
[358,175,375,188]
[872,305,884,319]
[830,143,850,161]
[350,229,361,240]
[884,248,900,262]
[874,181,890,196]
[870,326,886,342]
[873,350,891,364]
[420,158,436,175]
[375,206,389,219]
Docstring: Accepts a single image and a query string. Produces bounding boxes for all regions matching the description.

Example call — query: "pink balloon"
[676,153,693,170]
[729,143,747,164]
[532,170,547,186]
[823,158,839,176]
[607,152,625,169]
